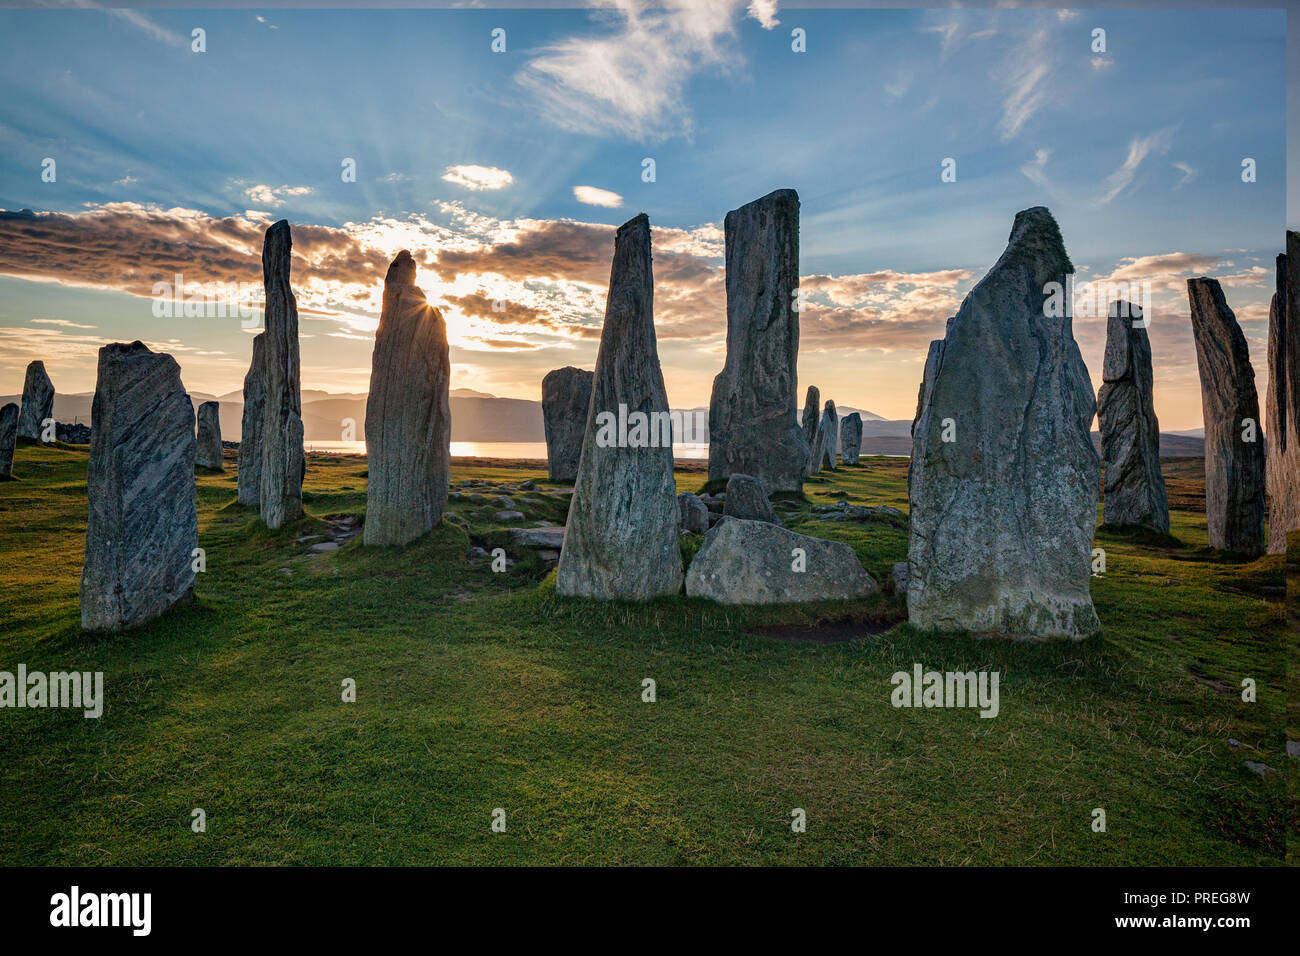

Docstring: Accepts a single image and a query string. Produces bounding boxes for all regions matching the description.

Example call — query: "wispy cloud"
[243,184,312,207]
[1097,126,1178,204]
[1172,161,1197,187]
[1020,148,1052,189]
[997,29,1051,142]
[31,318,95,329]
[442,165,514,191]
[572,185,623,208]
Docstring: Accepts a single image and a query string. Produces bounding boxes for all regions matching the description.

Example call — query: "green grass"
[0,445,1290,865]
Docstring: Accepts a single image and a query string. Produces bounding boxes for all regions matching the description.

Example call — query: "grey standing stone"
[1266,234,1300,553]
[1097,302,1169,533]
[707,189,808,493]
[237,333,266,506]
[17,360,53,443]
[802,385,821,475]
[556,214,683,599]
[196,400,223,470]
[258,220,305,529]
[1187,277,1266,556]
[723,473,780,525]
[0,402,17,477]
[841,412,863,465]
[678,492,710,534]
[363,250,451,546]
[80,341,197,632]
[542,366,594,482]
[815,400,839,471]
[908,207,1101,640]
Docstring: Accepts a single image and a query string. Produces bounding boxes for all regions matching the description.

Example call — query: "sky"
[0,3,1286,430]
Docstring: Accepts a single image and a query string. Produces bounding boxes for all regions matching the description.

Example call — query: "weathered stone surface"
[707,189,808,493]
[237,333,266,506]
[79,341,197,632]
[363,250,451,546]
[841,412,863,465]
[685,518,878,605]
[814,400,838,470]
[1097,302,1169,533]
[196,400,223,470]
[542,366,594,483]
[17,360,53,442]
[722,473,780,525]
[1187,277,1266,556]
[908,207,1101,640]
[678,492,710,533]
[556,214,683,599]
[509,526,565,549]
[0,402,16,477]
[1266,235,1300,553]
[802,385,821,475]
[258,220,305,529]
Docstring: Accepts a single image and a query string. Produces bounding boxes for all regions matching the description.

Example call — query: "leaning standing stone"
[816,400,839,470]
[363,250,452,547]
[0,402,17,477]
[237,333,266,506]
[17,360,54,443]
[258,220,305,529]
[707,189,808,493]
[542,366,594,482]
[802,385,821,475]
[1188,277,1266,555]
[841,412,863,465]
[196,401,223,470]
[80,341,197,632]
[556,214,683,599]
[908,207,1100,640]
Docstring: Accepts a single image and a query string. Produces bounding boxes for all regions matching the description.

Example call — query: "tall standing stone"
[363,250,451,547]
[841,412,863,465]
[1266,234,1300,553]
[542,366,594,482]
[0,402,17,477]
[1188,277,1266,556]
[236,333,266,506]
[556,214,683,599]
[1097,302,1169,533]
[258,220,304,529]
[908,207,1100,640]
[196,401,223,470]
[80,341,197,632]
[707,189,808,493]
[815,400,839,470]
[16,360,53,443]
[801,385,821,475]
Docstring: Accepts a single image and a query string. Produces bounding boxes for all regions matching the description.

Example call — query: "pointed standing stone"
[815,400,839,470]
[707,189,808,493]
[1266,234,1300,553]
[1187,277,1266,556]
[1097,302,1169,533]
[17,360,53,443]
[542,366,594,482]
[80,342,197,632]
[258,220,304,529]
[196,400,223,470]
[908,207,1100,640]
[801,385,821,475]
[363,250,451,547]
[841,412,863,465]
[237,333,266,506]
[556,214,683,599]
[0,402,17,477]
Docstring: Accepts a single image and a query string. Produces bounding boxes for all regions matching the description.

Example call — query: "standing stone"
[237,333,266,506]
[258,220,305,529]
[80,341,197,632]
[16,360,54,443]
[0,402,17,477]
[722,473,780,525]
[556,214,683,599]
[196,401,223,470]
[678,492,710,534]
[815,400,839,470]
[1097,302,1169,533]
[707,189,808,493]
[802,385,821,475]
[1266,235,1300,553]
[1188,277,1266,556]
[542,366,594,482]
[363,250,451,547]
[908,207,1100,640]
[841,412,863,465]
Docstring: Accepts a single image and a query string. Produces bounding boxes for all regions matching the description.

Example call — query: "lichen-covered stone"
[841,412,863,465]
[542,366,594,482]
[237,333,266,506]
[258,220,304,529]
[196,400,223,470]
[17,360,53,442]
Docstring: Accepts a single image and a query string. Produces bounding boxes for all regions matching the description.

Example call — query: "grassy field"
[0,443,1291,865]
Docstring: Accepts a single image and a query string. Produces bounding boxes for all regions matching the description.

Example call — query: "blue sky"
[0,4,1286,429]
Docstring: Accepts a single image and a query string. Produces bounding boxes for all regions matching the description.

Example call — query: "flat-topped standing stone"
[80,341,197,632]
[707,189,808,493]
[236,333,266,506]
[363,250,451,547]
[1266,235,1300,553]
[0,402,17,477]
[802,385,821,475]
[815,400,839,470]
[196,400,223,470]
[542,366,594,482]
[908,207,1100,640]
[556,214,683,599]
[841,412,863,465]
[1097,302,1169,533]
[258,220,305,529]
[17,360,53,442]
[1188,277,1266,556]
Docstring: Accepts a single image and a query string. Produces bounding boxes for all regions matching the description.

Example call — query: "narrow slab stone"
[258,219,305,529]
[17,360,53,442]
[196,400,223,470]
[908,207,1100,640]
[80,341,197,632]
[707,189,808,493]
[542,366,593,482]
[556,214,683,599]
[0,402,17,477]
[1266,235,1300,553]
[815,400,839,471]
[1188,277,1266,556]
[841,412,863,465]
[802,385,821,475]
[237,333,266,506]
[363,250,451,546]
